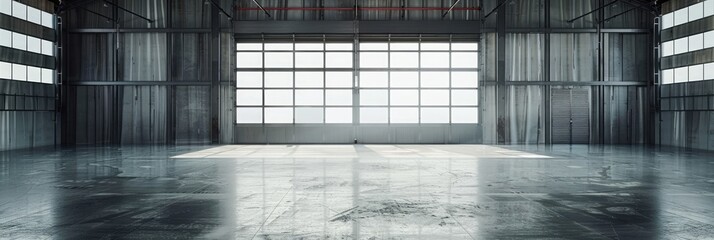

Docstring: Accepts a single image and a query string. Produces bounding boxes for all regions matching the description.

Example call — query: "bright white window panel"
[12,32,27,51]
[360,71,388,88]
[295,72,324,88]
[360,52,388,68]
[236,43,262,50]
[451,90,478,106]
[27,36,41,54]
[689,33,704,52]
[264,72,292,88]
[0,29,11,47]
[674,7,688,26]
[421,90,449,106]
[360,107,388,123]
[26,6,41,25]
[41,12,53,28]
[390,42,418,50]
[264,43,293,51]
[295,52,324,68]
[236,72,262,88]
[452,108,478,123]
[420,43,450,51]
[690,2,704,21]
[264,107,293,123]
[360,43,388,51]
[390,90,418,106]
[390,108,418,123]
[295,107,323,123]
[451,52,478,68]
[41,68,53,84]
[662,41,674,57]
[295,90,324,106]
[236,108,262,123]
[673,38,688,55]
[704,30,714,49]
[236,52,262,68]
[325,90,352,106]
[0,0,11,15]
[0,62,11,79]
[706,0,714,17]
[360,90,388,106]
[390,72,418,88]
[421,108,449,123]
[326,72,352,87]
[390,52,419,68]
[674,67,688,83]
[420,52,450,68]
[41,39,53,56]
[12,64,26,81]
[264,90,293,105]
[265,52,293,68]
[325,107,352,123]
[661,12,674,29]
[705,62,714,80]
[326,43,353,51]
[451,43,478,51]
[452,72,478,88]
[326,52,353,68]
[662,69,674,84]
[27,66,41,82]
[420,72,449,88]
[689,64,704,81]
[12,1,26,20]
[295,43,323,50]
[236,90,262,106]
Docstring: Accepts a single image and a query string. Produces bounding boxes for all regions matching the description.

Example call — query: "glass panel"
[295,90,324,106]
[360,52,388,68]
[704,30,714,49]
[662,41,673,57]
[295,72,324,88]
[27,36,41,54]
[451,43,478,51]
[390,42,418,50]
[236,52,262,68]
[706,0,714,17]
[236,43,262,50]
[326,43,353,51]
[690,2,704,21]
[0,29,11,47]
[0,0,10,15]
[26,6,41,25]
[674,67,688,83]
[360,107,388,123]
[390,108,418,123]
[295,52,324,68]
[360,90,388,106]
[264,52,293,68]
[41,39,53,56]
[390,72,418,88]
[451,108,478,123]
[421,108,449,123]
[662,69,674,84]
[325,107,352,123]
[420,52,449,68]
[264,90,293,105]
[41,68,53,84]
[689,33,704,52]
[325,72,352,87]
[325,90,352,106]
[236,71,262,88]
[421,90,449,106]
[41,12,53,28]
[236,108,262,123]
[360,71,388,88]
[12,64,26,81]
[326,52,352,68]
[390,52,418,68]
[295,108,323,123]
[0,62,11,79]
[661,13,673,29]
[705,63,714,80]
[451,52,478,68]
[12,1,26,20]
[295,43,324,50]
[12,32,26,51]
[390,90,418,106]
[264,107,293,123]
[420,42,449,51]
[420,72,449,88]
[452,72,478,88]
[264,72,293,88]
[673,38,688,55]
[674,7,688,26]
[236,90,262,106]
[689,64,704,81]
[264,43,293,50]
[27,66,41,82]
[360,43,388,50]
[451,90,478,106]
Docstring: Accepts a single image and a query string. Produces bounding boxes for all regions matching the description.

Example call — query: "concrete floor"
[1,145,713,239]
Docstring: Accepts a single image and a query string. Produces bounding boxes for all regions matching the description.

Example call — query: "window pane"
[452,108,478,123]
[690,2,704,21]
[451,90,478,106]
[452,72,478,88]
[390,72,418,88]
[12,32,26,51]
[451,43,478,51]
[689,33,704,51]
[236,108,262,123]
[390,52,418,68]
[674,7,688,25]
[41,12,53,28]
[704,30,714,49]
[421,43,449,51]
[689,64,704,81]
[673,38,688,55]
[295,72,324,88]
[265,52,293,68]
[236,52,262,68]
[236,43,262,50]
[421,90,449,106]
[41,68,53,84]
[360,52,388,68]
[236,90,262,106]
[264,107,293,123]
[360,90,388,106]
[326,72,352,87]
[326,52,352,68]
[706,0,714,17]
[264,43,293,50]
[0,29,10,47]
[0,62,11,79]
[421,72,449,88]
[662,41,673,57]
[12,1,26,20]
[451,52,478,68]
[421,52,449,68]
[295,43,323,50]
[390,108,418,123]
[662,69,674,84]
[295,90,324,106]
[236,72,262,88]
[27,66,41,82]
[360,107,388,123]
[26,6,41,25]
[360,71,388,88]
[390,90,418,106]
[264,72,292,88]
[27,36,41,54]
[326,43,353,51]
[295,52,324,68]
[295,107,323,123]
[264,90,293,105]
[390,42,418,50]
[705,63,714,80]
[661,13,673,29]
[360,43,388,50]
[12,64,26,81]
[325,90,352,106]
[674,67,688,83]
[421,108,449,123]
[41,39,53,56]
[325,107,352,123]
[0,0,10,15]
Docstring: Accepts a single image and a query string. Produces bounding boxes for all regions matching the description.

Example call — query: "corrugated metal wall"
[0,81,57,151]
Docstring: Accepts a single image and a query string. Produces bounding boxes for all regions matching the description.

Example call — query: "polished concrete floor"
[1,144,714,239]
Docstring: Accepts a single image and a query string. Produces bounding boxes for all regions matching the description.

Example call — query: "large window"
[660,0,714,84]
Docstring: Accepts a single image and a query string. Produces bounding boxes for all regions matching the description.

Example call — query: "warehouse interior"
[1,0,714,238]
